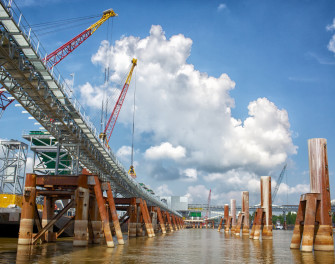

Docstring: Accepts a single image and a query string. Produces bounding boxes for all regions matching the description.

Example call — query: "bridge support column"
[42,197,56,242]
[136,204,143,236]
[105,183,124,245]
[73,175,89,246]
[242,191,250,236]
[89,196,101,244]
[156,207,166,234]
[143,200,155,236]
[231,199,236,233]
[139,199,153,237]
[166,212,174,232]
[93,176,114,247]
[128,198,137,238]
[290,138,334,252]
[18,173,37,245]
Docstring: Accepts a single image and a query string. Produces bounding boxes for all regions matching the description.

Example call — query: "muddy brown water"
[0,230,334,263]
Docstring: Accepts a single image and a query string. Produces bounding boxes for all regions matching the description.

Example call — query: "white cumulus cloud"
[144,142,186,160]
[180,168,197,182]
[156,184,173,196]
[82,25,298,200]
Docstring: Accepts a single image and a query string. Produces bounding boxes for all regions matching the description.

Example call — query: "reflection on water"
[0,230,334,263]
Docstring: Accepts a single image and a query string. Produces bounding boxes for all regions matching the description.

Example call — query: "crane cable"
[27,14,101,36]
[128,68,137,179]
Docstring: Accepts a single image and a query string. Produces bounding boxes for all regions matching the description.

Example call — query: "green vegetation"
[272,212,297,225]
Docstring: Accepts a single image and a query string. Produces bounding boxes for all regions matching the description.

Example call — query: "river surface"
[0,230,334,263]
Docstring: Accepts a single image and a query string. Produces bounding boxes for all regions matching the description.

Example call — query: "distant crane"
[205,189,211,219]
[0,9,117,119]
[272,164,287,203]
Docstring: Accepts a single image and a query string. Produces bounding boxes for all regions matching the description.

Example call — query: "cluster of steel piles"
[290,138,334,252]
[18,172,184,247]
[217,192,250,236]
[249,176,273,240]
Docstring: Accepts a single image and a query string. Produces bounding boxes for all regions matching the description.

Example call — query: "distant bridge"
[187,203,335,214]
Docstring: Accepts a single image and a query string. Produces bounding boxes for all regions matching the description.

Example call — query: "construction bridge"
[0,0,183,247]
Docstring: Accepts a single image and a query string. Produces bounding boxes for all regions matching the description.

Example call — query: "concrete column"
[93,176,114,247]
[128,198,137,238]
[18,174,37,245]
[42,197,56,242]
[89,196,101,244]
[261,176,273,239]
[308,138,334,251]
[106,183,124,245]
[242,191,250,236]
[73,175,90,246]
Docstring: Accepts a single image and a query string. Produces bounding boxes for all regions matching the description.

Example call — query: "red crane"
[0,90,14,118]
[45,9,117,69]
[99,58,137,147]
[0,9,117,118]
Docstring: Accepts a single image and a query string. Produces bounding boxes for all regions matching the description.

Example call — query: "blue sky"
[1,0,335,206]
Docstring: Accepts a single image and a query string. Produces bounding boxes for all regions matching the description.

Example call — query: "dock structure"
[18,172,184,247]
[290,138,334,252]
[249,176,272,240]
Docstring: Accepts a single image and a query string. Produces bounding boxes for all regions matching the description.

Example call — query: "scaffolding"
[22,131,75,175]
[0,140,28,194]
